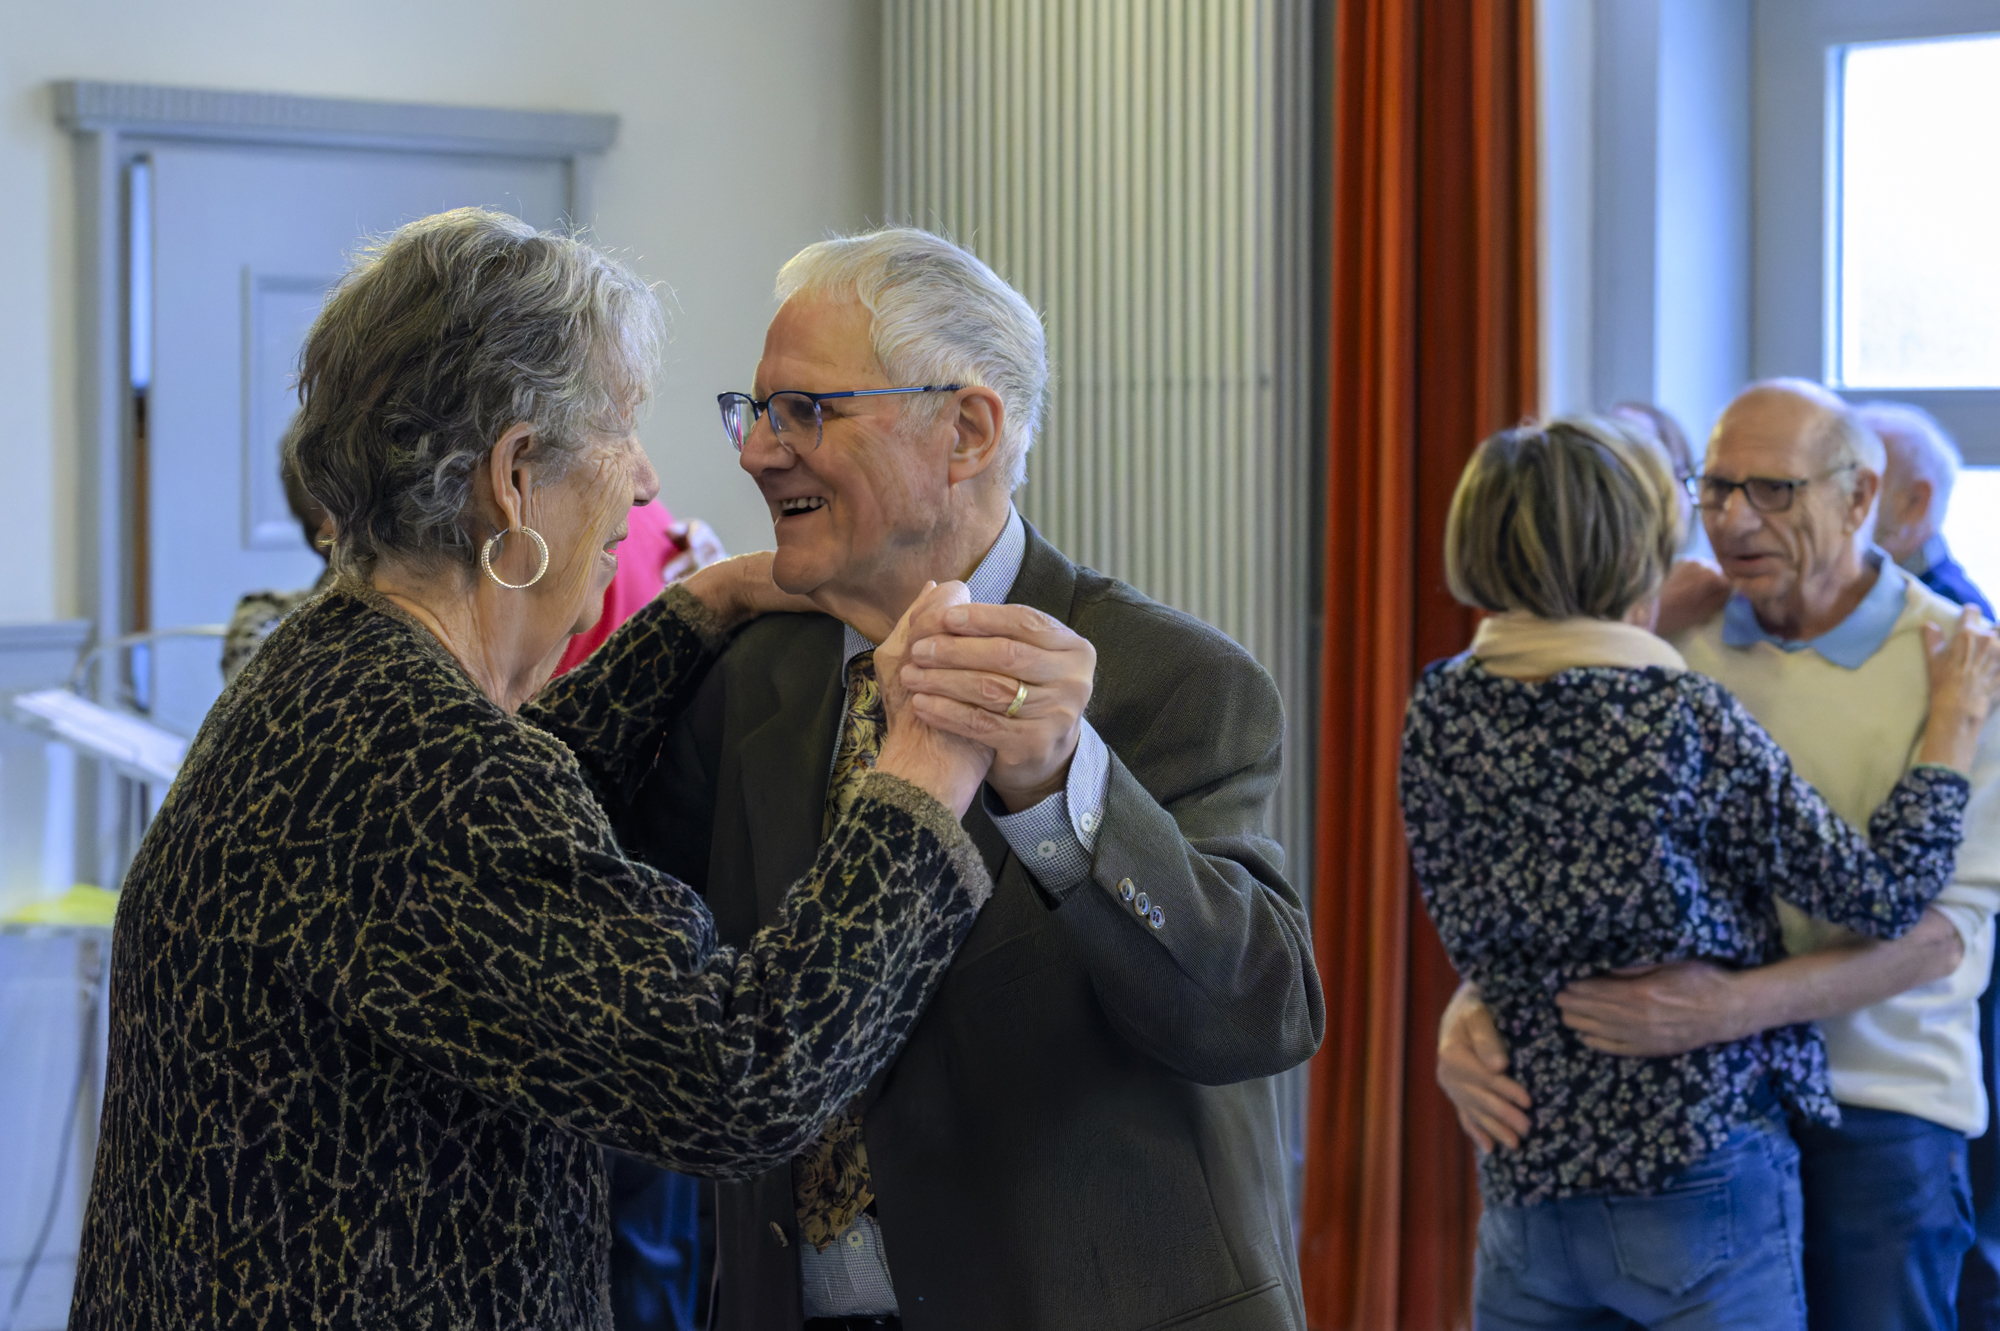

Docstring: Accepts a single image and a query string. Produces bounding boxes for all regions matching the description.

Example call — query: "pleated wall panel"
[884,0,1317,899]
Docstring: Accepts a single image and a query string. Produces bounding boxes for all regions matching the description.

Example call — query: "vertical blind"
[882,0,1318,894]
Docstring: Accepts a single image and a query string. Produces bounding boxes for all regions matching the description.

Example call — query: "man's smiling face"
[739,296,954,600]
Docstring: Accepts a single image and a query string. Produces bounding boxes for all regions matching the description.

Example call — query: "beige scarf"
[1470,611,1687,680]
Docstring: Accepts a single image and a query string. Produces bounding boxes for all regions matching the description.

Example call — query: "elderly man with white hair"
[1438,379,2000,1331]
[622,227,1322,1331]
[1863,401,1994,622]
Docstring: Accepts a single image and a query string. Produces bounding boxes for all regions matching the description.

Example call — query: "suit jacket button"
[1150,905,1165,930]
[769,1221,789,1248]
[1119,878,1136,901]
[1135,891,1150,915]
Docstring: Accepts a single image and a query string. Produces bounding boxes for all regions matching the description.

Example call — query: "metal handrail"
[68,624,228,698]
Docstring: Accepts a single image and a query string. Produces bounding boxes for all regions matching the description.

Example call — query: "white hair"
[775,228,1049,490]
[1742,377,1885,498]
[1856,401,1961,516]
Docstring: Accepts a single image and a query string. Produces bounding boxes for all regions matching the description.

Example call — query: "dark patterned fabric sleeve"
[523,583,730,812]
[281,756,991,1180]
[1701,686,1969,938]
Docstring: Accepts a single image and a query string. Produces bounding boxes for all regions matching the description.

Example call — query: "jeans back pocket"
[1478,1203,1530,1277]
[1606,1178,1733,1296]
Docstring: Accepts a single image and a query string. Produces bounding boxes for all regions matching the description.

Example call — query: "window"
[1836,34,2000,390]
[1755,3,2000,466]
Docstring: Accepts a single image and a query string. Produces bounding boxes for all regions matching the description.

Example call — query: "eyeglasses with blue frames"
[717,384,965,453]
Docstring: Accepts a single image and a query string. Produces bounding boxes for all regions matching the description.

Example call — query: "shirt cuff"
[986,720,1111,894]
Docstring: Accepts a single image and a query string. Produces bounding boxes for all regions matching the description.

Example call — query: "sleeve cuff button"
[1134,891,1150,915]
[1149,906,1165,929]
[1036,840,1058,860]
[1119,878,1136,901]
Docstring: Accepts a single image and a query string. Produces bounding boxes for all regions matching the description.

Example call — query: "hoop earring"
[481,526,550,590]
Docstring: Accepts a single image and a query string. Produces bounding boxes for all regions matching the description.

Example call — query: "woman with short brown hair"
[1403,416,1996,1329]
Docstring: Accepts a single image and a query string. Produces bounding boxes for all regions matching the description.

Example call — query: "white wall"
[0,0,885,625]
[1653,0,1751,448]
[1538,0,1754,446]
[1538,0,1595,416]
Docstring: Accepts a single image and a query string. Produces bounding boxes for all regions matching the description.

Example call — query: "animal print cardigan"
[70,580,991,1330]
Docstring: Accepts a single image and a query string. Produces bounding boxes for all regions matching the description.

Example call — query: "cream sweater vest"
[1677,580,2000,1134]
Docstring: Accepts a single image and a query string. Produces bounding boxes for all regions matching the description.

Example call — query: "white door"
[142,141,568,737]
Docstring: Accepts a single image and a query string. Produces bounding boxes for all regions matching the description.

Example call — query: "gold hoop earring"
[481,527,549,589]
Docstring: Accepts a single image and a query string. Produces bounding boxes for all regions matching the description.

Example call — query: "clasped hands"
[685,559,1097,819]
[890,587,1097,815]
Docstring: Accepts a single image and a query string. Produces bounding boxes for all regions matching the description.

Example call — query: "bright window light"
[1838,34,2000,389]
[1942,467,2000,605]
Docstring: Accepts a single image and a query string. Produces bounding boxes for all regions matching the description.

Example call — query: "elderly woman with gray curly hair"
[68,208,996,1331]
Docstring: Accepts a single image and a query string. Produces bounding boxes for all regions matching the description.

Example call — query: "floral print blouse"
[1401,657,1968,1206]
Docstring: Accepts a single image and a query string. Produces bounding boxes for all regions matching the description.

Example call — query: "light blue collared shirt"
[1720,550,1908,670]
[806,507,1111,1318]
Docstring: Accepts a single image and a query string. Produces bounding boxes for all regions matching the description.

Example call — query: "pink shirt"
[552,501,682,677]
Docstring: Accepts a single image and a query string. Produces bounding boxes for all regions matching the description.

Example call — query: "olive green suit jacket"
[625,524,1323,1331]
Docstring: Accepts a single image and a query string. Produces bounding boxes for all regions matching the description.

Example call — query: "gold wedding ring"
[1005,679,1029,718]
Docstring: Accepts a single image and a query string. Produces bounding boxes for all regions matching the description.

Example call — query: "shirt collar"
[1719,549,1909,670]
[1897,532,1953,579]
[840,506,1027,667]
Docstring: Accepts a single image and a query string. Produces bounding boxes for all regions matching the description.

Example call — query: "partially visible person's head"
[278,438,332,564]
[738,227,1047,605]
[1857,401,1961,562]
[1700,378,1882,625]
[1612,400,1701,549]
[1446,416,1682,622]
[286,208,663,636]
[1611,401,1694,481]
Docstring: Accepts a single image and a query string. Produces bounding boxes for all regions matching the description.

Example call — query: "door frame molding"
[53,79,617,885]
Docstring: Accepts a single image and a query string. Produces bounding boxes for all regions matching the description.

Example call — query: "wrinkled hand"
[1924,605,2000,734]
[679,551,818,630]
[662,518,728,584]
[1555,960,1742,1057]
[897,602,1097,812]
[1652,559,1732,639]
[873,582,996,818]
[1437,984,1531,1153]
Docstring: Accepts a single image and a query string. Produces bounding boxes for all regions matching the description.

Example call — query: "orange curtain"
[1299,2,1539,1329]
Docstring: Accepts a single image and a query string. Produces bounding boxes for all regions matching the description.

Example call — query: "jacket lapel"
[1006,520,1081,625]
[734,614,848,926]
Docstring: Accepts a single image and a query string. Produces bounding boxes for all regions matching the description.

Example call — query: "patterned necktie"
[794,650,885,1250]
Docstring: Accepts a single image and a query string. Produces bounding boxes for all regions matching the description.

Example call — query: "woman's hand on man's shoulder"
[680,552,819,631]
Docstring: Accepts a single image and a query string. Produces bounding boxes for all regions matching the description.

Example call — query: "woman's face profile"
[509,422,659,641]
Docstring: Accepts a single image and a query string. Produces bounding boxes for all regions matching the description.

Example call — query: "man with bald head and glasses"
[1440,378,2000,1331]
[627,227,1321,1331]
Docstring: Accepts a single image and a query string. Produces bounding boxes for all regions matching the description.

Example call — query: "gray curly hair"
[286,207,663,575]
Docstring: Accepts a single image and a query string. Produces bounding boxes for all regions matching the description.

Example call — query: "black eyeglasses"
[717,384,964,453]
[1685,464,1856,514]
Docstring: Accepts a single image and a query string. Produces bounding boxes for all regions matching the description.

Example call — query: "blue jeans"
[1797,1104,1974,1331]
[1474,1117,1807,1330]
[1959,970,2000,1331]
